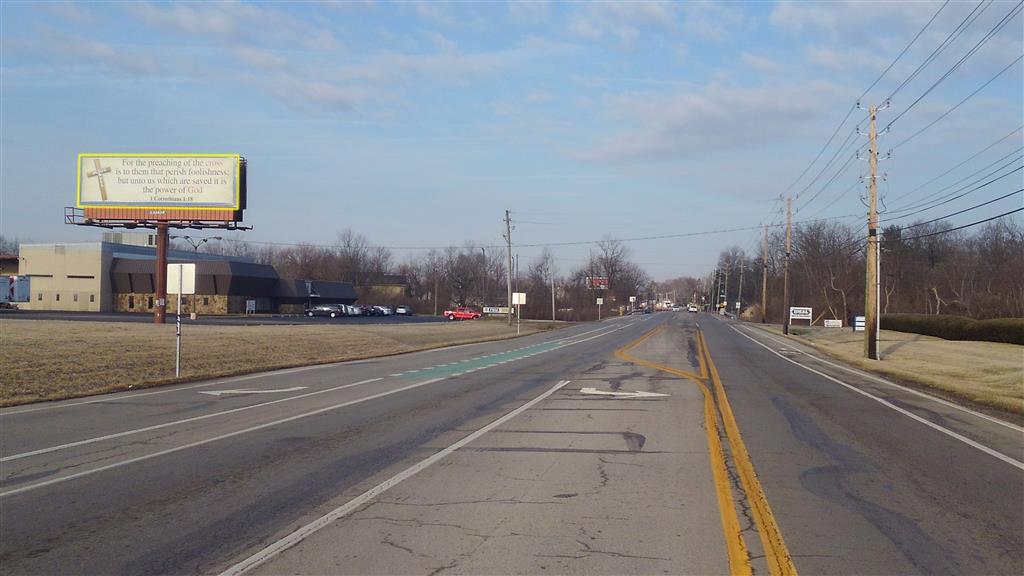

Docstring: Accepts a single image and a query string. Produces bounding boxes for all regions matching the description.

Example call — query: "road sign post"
[168,264,196,378]
[597,297,604,320]
[512,292,526,335]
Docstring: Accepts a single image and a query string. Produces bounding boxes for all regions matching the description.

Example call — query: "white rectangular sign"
[483,306,510,315]
[167,263,196,295]
[789,307,812,321]
[596,298,604,305]
[78,154,240,209]
[824,319,843,328]
[854,316,866,332]
[512,292,526,305]
[629,296,637,303]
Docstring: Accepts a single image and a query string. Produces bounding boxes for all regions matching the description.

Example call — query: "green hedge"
[881,314,1024,345]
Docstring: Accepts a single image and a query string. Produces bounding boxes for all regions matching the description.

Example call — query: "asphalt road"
[1,312,1020,575]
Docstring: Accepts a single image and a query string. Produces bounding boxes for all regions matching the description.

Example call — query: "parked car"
[366,305,385,316]
[345,304,363,316]
[443,306,482,320]
[395,305,414,316]
[375,306,394,316]
[306,304,344,318]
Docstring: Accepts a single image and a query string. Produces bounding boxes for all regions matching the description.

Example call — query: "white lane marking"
[0,364,336,417]
[0,321,602,417]
[0,378,382,464]
[199,387,308,397]
[579,387,669,398]
[2,321,635,488]
[738,325,1024,434]
[220,379,573,576]
[729,325,1024,471]
[0,378,443,498]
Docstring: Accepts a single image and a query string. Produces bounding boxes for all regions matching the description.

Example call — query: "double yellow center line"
[615,323,797,576]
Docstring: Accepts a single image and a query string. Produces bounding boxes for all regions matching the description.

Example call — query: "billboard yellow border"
[76,153,241,211]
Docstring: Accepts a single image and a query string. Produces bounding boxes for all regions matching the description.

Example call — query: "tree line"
[705,217,1023,323]
[201,232,654,319]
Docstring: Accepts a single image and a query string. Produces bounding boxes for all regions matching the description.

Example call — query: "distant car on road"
[306,304,344,318]
[687,304,699,313]
[395,305,414,316]
[671,306,682,312]
[444,306,481,320]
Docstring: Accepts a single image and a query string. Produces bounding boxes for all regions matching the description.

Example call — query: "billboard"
[77,154,243,221]
[586,276,609,290]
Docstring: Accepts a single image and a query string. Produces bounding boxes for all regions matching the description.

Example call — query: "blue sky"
[2,1,1021,280]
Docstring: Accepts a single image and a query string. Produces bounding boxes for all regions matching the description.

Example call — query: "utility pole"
[550,269,556,321]
[481,247,487,307]
[503,210,513,326]
[737,265,745,320]
[782,196,792,335]
[761,225,769,323]
[865,105,880,360]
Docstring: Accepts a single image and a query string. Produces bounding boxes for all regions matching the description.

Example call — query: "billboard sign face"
[824,319,843,328]
[78,153,241,211]
[586,276,609,290]
[512,292,527,305]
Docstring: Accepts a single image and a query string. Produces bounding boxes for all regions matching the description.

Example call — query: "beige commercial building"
[18,235,357,314]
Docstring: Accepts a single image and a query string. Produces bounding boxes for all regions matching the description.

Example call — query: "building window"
[147,296,153,308]
[73,293,79,302]
[128,295,134,309]
[55,293,60,302]
[203,297,209,305]
[90,294,95,303]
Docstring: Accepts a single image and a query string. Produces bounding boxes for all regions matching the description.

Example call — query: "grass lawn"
[757,324,1024,415]
[0,319,564,407]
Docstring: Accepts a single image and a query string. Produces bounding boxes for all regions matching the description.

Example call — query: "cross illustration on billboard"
[86,159,112,201]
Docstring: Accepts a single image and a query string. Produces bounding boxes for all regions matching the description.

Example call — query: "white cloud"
[125,1,342,51]
[577,80,852,162]
[567,1,677,47]
[36,27,161,75]
[740,52,783,74]
[508,1,550,24]
[526,89,553,103]
[682,1,752,41]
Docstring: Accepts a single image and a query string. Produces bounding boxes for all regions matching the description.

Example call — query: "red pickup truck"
[443,306,482,321]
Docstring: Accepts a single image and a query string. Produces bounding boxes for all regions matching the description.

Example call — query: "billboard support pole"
[155,222,168,324]
[175,272,182,378]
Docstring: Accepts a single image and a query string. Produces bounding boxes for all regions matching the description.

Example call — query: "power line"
[884,156,1022,216]
[887,0,1023,128]
[896,207,1023,241]
[889,124,1022,204]
[886,0,992,100]
[893,54,1023,150]
[892,188,1022,230]
[860,0,952,102]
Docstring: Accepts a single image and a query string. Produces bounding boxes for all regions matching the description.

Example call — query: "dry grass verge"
[0,319,564,407]
[754,323,1023,415]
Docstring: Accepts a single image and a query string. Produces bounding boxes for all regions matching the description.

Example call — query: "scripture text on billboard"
[77,154,240,210]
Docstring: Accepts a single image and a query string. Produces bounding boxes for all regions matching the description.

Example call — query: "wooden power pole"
[782,196,792,335]
[504,210,513,326]
[865,105,880,360]
[761,225,768,323]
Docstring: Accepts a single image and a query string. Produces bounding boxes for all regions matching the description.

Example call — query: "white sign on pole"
[596,297,604,305]
[789,307,812,321]
[167,264,197,295]
[629,296,637,303]
[824,319,843,328]
[854,316,866,331]
[512,292,527,305]
[735,302,740,310]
